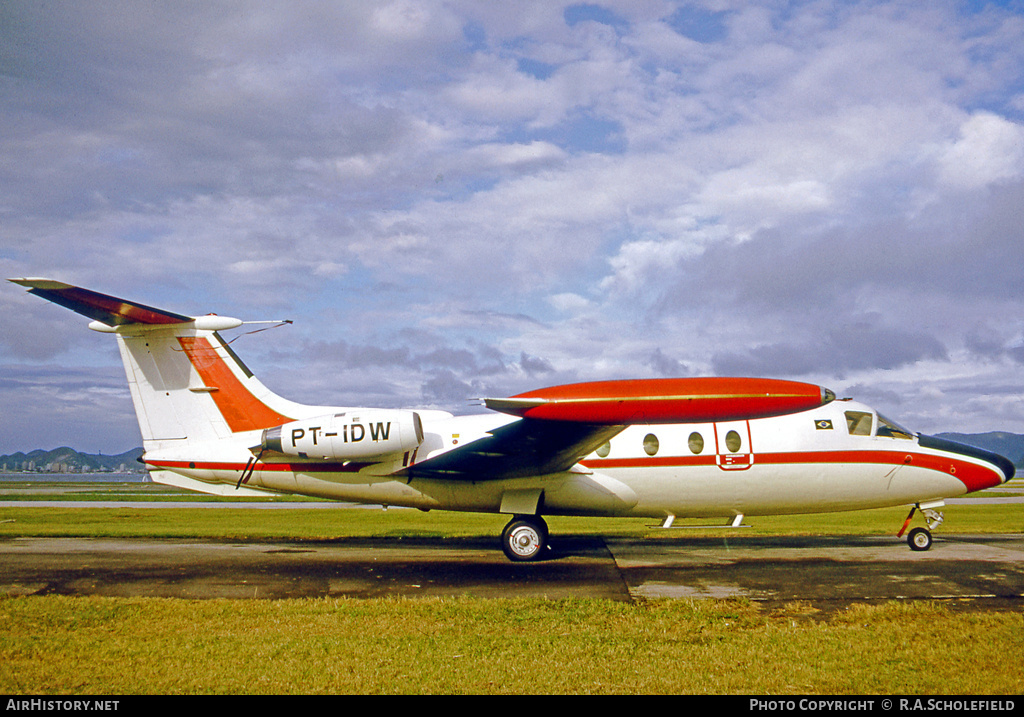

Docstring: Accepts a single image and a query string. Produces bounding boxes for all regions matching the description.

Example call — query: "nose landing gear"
[906,526,932,551]
[897,502,945,551]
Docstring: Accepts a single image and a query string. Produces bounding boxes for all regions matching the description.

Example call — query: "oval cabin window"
[725,430,742,453]
[643,433,660,456]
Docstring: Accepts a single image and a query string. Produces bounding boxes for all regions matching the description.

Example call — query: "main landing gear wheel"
[907,527,932,552]
[501,516,549,562]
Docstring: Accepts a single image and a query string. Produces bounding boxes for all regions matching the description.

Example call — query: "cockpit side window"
[845,411,873,436]
[877,414,914,439]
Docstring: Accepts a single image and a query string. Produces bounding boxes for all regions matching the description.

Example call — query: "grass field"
[2,595,1021,694]
[1,487,1022,694]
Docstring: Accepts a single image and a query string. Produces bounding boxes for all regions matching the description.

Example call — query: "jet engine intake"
[262,410,424,460]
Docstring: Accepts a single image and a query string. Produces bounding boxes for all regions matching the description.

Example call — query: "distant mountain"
[0,447,144,473]
[935,432,1024,469]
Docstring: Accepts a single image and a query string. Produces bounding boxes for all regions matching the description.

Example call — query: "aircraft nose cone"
[917,434,1015,485]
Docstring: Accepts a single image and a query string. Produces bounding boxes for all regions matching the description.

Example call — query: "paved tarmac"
[3,532,1023,609]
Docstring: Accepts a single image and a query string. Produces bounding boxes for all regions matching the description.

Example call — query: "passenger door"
[715,420,753,470]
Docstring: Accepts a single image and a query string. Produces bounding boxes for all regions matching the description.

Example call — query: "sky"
[2,0,1024,454]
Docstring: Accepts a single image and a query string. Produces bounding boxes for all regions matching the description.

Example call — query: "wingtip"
[9,278,78,291]
[483,396,549,417]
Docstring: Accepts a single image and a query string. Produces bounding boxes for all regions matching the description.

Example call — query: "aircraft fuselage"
[144,397,1011,522]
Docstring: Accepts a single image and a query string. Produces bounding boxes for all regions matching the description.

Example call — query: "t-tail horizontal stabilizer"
[10,278,302,446]
[8,278,252,332]
[10,278,193,326]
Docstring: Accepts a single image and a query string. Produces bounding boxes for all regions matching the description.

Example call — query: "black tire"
[501,516,548,562]
[907,527,932,551]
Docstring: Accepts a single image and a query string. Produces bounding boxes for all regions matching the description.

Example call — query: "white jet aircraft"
[10,279,1015,560]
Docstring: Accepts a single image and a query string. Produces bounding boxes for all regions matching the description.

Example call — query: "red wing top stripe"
[500,378,829,423]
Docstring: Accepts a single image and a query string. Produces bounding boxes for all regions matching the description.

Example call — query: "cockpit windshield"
[844,410,915,439]
[876,414,914,439]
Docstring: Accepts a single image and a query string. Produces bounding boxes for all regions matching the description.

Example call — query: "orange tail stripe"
[178,336,292,432]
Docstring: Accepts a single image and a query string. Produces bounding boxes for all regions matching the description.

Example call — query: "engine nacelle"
[262,410,424,460]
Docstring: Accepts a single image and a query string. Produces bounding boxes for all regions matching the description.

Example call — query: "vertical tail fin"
[116,329,297,448]
[10,279,304,450]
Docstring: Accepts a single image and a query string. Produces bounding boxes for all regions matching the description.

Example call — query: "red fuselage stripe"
[582,449,998,492]
[152,460,371,473]
[150,448,999,491]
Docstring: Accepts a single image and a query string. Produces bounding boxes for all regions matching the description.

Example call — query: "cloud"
[711,319,950,379]
[937,112,1024,190]
[0,363,140,453]
[4,1,1024,451]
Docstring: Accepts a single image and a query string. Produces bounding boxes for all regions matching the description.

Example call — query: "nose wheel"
[501,515,549,562]
[897,504,943,551]
[907,526,932,551]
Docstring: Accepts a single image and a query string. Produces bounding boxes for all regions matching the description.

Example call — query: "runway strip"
[2,533,1023,607]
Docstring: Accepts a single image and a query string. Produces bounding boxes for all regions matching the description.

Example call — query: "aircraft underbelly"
[601,460,969,517]
[152,449,970,518]
[274,458,966,517]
